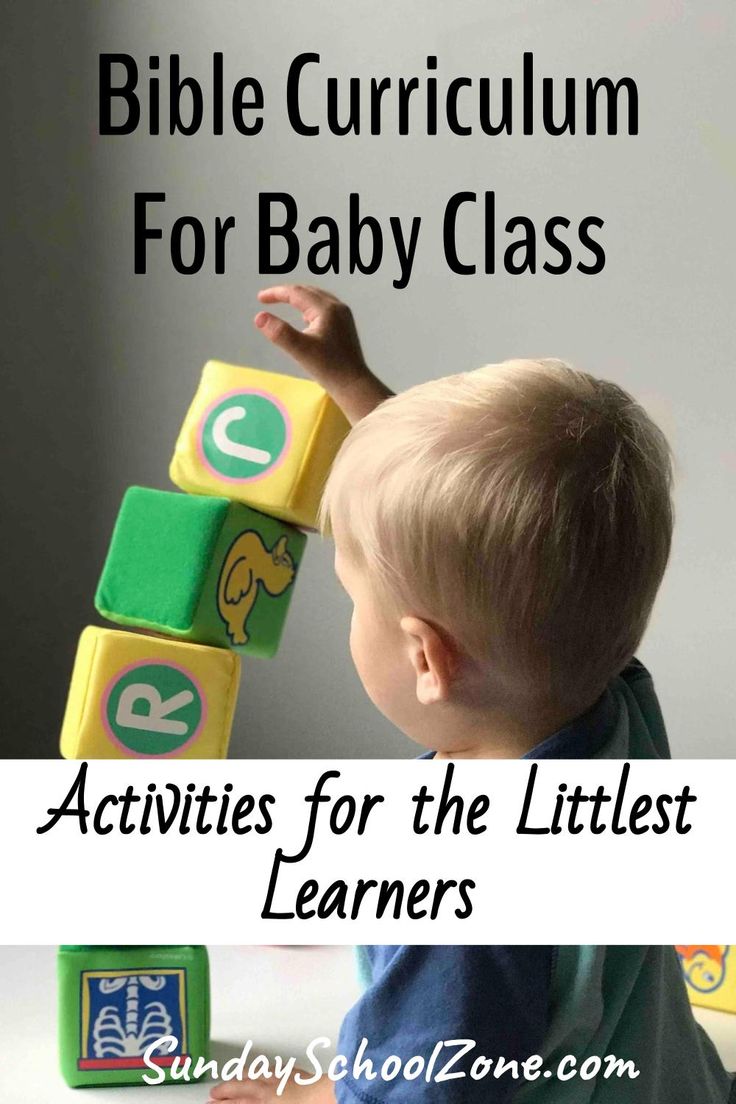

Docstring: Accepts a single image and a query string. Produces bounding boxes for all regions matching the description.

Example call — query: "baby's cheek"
[348,608,367,671]
[349,608,384,695]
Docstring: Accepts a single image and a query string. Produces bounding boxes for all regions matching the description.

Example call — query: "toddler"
[207,285,733,1103]
[257,284,672,761]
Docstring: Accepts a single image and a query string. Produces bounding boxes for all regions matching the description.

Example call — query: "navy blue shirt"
[334,665,733,1102]
[336,945,554,1103]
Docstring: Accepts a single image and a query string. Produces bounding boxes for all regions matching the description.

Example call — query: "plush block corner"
[95,486,230,634]
[290,390,350,528]
[60,627,240,759]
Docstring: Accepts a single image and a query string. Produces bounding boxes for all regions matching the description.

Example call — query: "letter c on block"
[213,406,272,466]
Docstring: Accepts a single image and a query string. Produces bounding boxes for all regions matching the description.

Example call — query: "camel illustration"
[217,530,296,646]
[675,945,729,994]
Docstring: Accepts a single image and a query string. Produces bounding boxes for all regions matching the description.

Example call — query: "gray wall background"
[2,0,734,757]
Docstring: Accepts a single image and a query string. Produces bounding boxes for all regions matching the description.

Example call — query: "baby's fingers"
[254,311,314,359]
[257,285,328,316]
[208,1077,272,1100]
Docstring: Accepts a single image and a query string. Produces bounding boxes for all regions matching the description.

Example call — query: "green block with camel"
[95,486,307,659]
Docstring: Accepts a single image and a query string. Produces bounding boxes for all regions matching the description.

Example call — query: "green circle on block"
[201,391,288,481]
[105,663,203,755]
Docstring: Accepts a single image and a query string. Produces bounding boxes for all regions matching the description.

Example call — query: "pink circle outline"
[100,659,208,758]
[196,388,292,484]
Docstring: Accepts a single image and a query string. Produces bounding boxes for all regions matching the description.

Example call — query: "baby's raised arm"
[254,284,393,423]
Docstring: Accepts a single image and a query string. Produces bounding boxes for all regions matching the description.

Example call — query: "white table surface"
[0,946,734,1099]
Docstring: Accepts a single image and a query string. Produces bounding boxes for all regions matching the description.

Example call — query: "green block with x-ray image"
[58,944,210,1087]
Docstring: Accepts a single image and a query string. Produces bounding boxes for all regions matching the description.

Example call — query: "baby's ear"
[400,616,459,705]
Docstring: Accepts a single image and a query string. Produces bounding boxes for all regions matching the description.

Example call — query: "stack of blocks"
[676,945,736,1015]
[60,360,350,758]
[58,945,210,1087]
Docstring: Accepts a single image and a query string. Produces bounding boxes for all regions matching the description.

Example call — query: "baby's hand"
[254,284,392,423]
[207,1070,335,1104]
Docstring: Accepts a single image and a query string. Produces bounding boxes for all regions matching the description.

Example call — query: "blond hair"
[321,360,673,713]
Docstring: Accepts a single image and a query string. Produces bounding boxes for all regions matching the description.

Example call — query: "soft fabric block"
[169,360,350,529]
[95,487,306,657]
[60,626,240,759]
[58,944,209,1087]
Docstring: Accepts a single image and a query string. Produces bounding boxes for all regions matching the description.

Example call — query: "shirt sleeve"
[334,945,554,1104]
